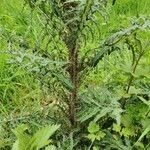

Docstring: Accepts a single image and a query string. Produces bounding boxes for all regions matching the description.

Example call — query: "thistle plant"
[21,0,150,127]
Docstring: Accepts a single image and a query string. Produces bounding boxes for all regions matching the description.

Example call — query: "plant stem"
[68,46,79,127]
[122,51,144,109]
[126,52,143,93]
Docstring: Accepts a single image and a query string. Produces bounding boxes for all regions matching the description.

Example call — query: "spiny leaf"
[28,124,60,149]
[12,124,31,150]
[94,107,111,122]
[78,108,99,122]
[52,73,73,91]
[87,19,150,68]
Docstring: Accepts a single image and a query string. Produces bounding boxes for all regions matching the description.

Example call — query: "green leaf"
[28,125,60,149]
[88,122,99,134]
[121,127,135,137]
[89,20,150,68]
[128,86,140,95]
[134,124,150,147]
[94,107,111,122]
[45,145,57,150]
[93,146,99,150]
[87,134,96,142]
[12,124,31,150]
[53,73,73,91]
[96,131,106,140]
[87,131,106,142]
[78,108,99,122]
[12,140,19,150]
[113,123,121,133]
[111,107,123,125]
[12,124,60,150]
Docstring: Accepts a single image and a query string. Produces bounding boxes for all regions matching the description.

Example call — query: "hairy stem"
[68,47,78,127]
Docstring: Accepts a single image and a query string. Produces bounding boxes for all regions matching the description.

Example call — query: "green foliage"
[12,124,60,150]
[87,122,106,142]
[78,87,123,124]
[0,0,150,149]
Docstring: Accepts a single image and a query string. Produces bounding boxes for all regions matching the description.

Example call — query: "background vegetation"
[0,0,150,149]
